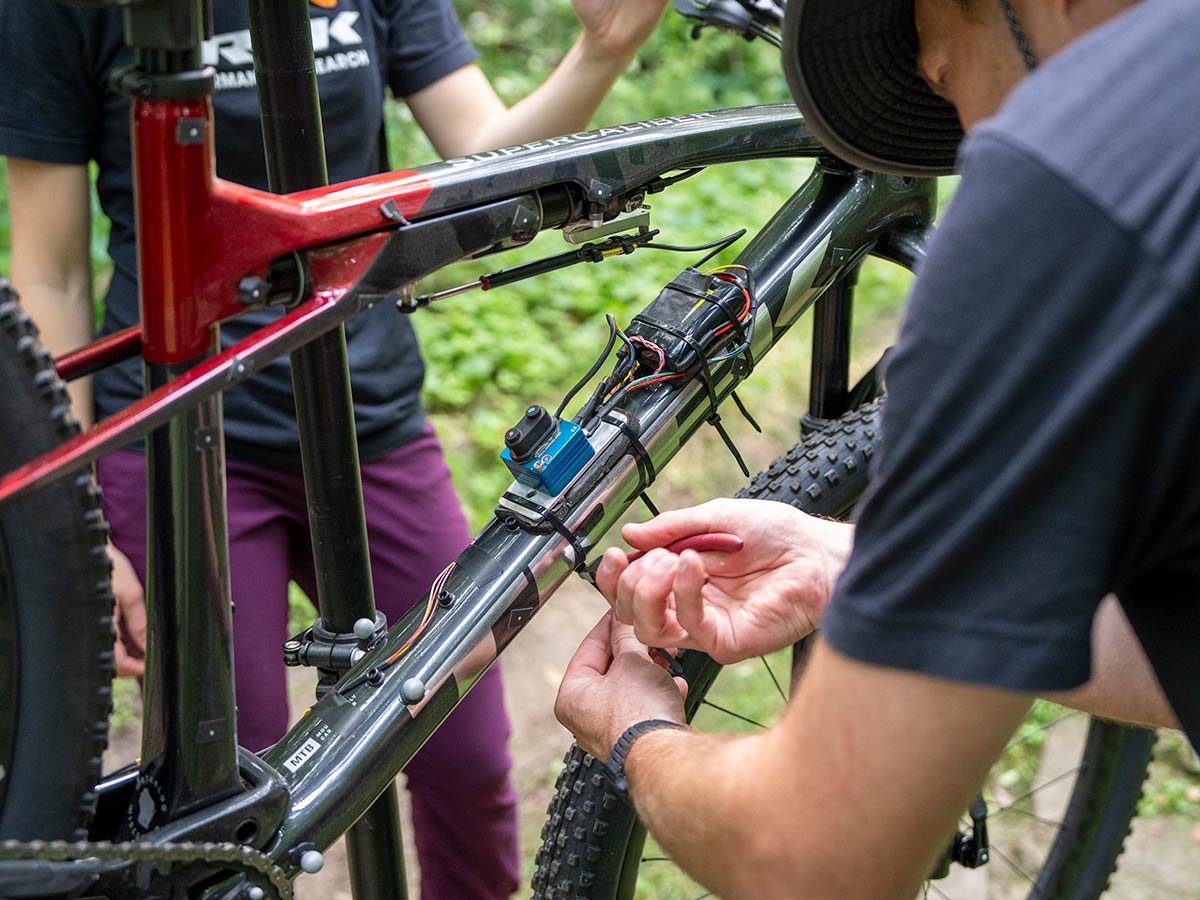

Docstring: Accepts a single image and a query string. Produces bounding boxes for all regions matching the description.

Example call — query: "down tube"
[260,167,934,866]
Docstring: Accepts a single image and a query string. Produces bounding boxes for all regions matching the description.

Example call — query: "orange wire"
[386,562,452,664]
[625,372,687,393]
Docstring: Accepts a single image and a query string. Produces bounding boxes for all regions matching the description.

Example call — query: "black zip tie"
[641,493,661,517]
[697,289,750,352]
[635,318,721,413]
[659,326,720,414]
[504,495,590,571]
[731,391,761,433]
[601,413,655,493]
[708,412,750,478]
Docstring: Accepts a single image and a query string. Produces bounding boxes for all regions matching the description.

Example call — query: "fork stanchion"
[807,260,858,422]
[245,2,406,897]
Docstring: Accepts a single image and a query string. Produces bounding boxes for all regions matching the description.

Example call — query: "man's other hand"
[555,612,687,761]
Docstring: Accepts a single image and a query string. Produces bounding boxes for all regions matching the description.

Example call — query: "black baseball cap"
[782,0,963,176]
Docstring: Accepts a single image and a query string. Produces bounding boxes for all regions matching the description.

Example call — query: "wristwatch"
[605,719,688,798]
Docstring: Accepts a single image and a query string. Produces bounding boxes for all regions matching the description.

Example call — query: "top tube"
[291,104,824,226]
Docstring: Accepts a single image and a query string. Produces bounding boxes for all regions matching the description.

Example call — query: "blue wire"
[615,327,637,366]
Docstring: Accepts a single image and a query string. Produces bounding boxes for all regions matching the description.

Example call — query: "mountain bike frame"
[0,1,933,897]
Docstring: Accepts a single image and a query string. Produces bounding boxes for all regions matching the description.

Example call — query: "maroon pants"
[97,426,520,899]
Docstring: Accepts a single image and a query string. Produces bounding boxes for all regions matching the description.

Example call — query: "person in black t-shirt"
[556,0,1199,896]
[1,1,669,896]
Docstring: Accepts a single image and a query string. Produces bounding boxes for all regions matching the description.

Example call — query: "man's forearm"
[624,729,784,899]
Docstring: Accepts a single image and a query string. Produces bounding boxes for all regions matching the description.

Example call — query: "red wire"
[714,280,752,337]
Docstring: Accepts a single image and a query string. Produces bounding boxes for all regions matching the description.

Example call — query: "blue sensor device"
[501,409,595,496]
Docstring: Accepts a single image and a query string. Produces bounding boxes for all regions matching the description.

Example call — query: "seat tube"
[245,3,406,896]
[124,0,244,826]
[141,354,244,820]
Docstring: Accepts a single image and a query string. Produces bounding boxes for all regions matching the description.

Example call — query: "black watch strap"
[605,719,687,798]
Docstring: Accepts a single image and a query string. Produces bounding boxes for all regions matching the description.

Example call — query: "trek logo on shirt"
[202,12,370,91]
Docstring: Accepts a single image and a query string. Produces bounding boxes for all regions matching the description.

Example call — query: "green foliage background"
[398,1,914,524]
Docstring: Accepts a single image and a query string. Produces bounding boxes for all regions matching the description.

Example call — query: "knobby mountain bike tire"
[531,399,1154,900]
[0,283,115,840]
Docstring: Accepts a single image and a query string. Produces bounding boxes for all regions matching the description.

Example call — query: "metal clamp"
[282,611,388,673]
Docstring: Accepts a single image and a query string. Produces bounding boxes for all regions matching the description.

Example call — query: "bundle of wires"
[562,265,755,426]
[619,264,755,395]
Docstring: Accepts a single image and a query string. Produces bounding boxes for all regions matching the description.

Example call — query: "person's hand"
[108,541,146,678]
[555,612,687,761]
[572,0,671,60]
[596,498,853,664]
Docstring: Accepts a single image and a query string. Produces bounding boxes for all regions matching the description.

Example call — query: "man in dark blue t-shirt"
[0,1,669,896]
[556,0,1199,896]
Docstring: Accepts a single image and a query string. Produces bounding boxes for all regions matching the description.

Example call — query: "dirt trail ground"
[105,576,1197,898]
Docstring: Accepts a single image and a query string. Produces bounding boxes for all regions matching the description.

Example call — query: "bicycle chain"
[0,838,293,900]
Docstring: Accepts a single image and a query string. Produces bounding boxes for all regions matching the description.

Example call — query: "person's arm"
[1048,594,1178,728]
[6,156,146,677]
[557,618,1031,899]
[406,0,669,159]
[7,157,93,420]
[600,500,1180,728]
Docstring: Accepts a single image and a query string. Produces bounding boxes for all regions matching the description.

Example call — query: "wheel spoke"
[989,804,1064,830]
[1002,711,1083,753]
[987,767,1080,814]
[700,699,768,729]
[761,655,787,703]
[988,844,1039,887]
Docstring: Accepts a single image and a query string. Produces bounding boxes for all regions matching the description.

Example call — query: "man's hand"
[572,0,671,61]
[555,612,687,761]
[108,541,146,678]
[596,499,852,664]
